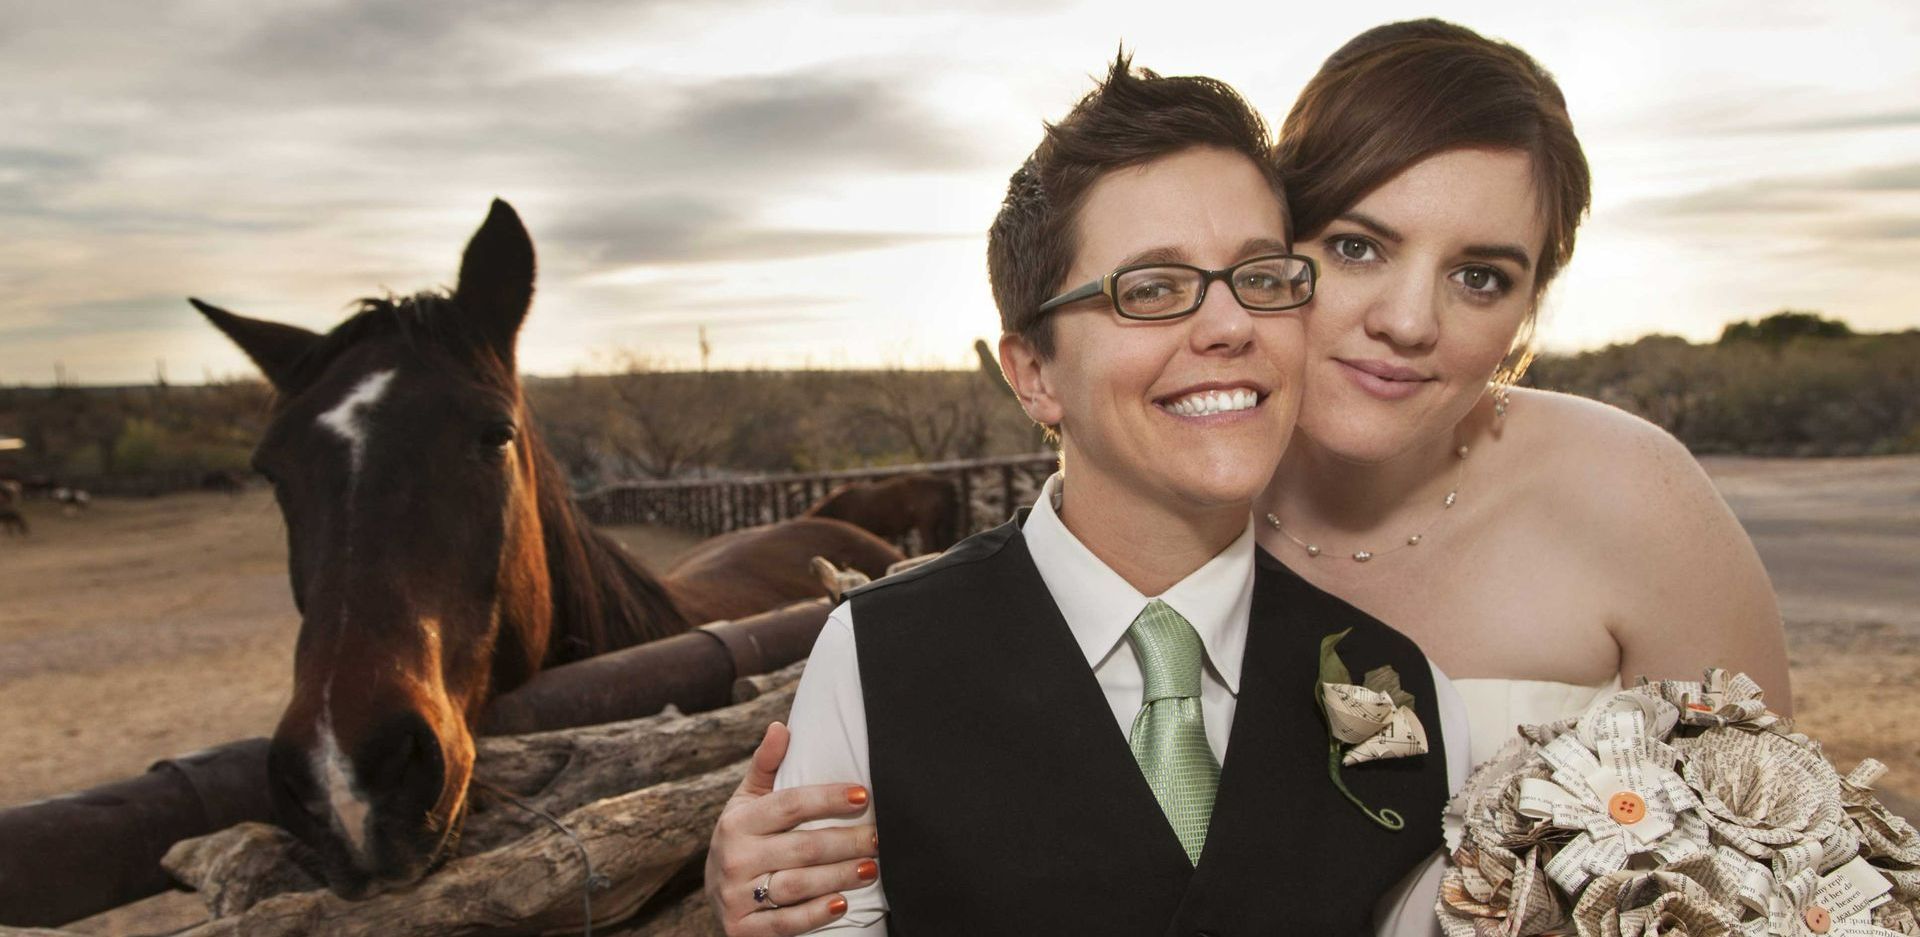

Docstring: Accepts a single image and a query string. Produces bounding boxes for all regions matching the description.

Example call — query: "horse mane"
[527,429,693,665]
[290,291,694,664]
[278,292,495,393]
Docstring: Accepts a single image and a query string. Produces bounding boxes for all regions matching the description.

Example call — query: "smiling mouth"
[1155,387,1264,417]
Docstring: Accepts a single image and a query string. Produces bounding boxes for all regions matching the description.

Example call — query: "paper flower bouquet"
[1439,670,1920,936]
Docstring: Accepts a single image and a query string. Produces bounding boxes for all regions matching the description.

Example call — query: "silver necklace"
[1264,439,1472,564]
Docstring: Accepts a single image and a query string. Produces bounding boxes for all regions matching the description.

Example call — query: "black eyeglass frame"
[1036,253,1319,321]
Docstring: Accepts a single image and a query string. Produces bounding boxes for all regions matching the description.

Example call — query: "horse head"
[194,200,559,896]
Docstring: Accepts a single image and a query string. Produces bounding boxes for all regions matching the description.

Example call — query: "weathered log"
[466,678,799,852]
[170,762,746,937]
[161,823,318,919]
[600,887,725,937]
[164,676,802,917]
[730,660,807,705]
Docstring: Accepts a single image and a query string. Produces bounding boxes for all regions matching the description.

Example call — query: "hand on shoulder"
[706,722,880,936]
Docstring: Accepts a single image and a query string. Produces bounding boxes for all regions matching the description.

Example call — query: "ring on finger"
[753,871,781,909]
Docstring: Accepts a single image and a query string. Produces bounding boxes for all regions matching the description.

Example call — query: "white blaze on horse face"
[317,369,397,478]
[312,689,373,862]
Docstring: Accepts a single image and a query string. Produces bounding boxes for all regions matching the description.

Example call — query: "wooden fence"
[577,453,1059,539]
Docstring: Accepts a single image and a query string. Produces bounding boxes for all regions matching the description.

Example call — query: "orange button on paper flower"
[1803,905,1831,934]
[1607,791,1646,824]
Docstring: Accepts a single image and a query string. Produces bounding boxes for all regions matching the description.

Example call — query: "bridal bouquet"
[1438,670,1920,936]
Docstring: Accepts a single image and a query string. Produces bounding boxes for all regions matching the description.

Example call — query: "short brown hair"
[987,52,1286,359]
[1276,20,1591,379]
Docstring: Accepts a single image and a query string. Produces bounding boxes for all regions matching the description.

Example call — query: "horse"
[806,473,962,553]
[0,506,25,536]
[192,199,901,898]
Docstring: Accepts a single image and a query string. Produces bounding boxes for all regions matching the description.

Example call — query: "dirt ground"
[1,456,1916,931]
[0,491,704,811]
[1702,456,1920,792]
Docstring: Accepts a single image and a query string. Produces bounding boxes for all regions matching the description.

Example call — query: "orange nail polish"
[846,786,869,806]
[829,897,849,916]
[857,860,879,881]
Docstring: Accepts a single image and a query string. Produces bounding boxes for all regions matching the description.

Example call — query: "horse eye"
[479,423,517,451]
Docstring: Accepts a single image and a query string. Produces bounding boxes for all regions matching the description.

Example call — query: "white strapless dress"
[1374,675,1623,937]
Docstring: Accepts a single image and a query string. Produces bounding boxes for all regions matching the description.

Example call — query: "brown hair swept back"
[1276,19,1591,380]
[987,51,1286,359]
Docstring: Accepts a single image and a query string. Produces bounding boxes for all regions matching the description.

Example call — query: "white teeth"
[1161,388,1260,417]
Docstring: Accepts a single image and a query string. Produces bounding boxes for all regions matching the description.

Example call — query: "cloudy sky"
[4,0,1918,385]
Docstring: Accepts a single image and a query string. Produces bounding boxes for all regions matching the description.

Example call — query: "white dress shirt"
[772,474,1469,935]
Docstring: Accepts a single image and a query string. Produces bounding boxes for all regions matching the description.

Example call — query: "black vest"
[849,517,1449,937]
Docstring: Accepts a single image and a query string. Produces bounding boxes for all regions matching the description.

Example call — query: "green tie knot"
[1127,599,1204,704]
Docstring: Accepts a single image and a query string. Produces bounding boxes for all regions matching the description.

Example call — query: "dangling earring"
[1492,385,1511,419]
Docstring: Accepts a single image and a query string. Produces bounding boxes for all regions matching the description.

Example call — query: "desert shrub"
[1528,318,1918,456]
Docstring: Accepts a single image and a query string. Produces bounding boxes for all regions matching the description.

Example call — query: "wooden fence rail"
[577,453,1059,540]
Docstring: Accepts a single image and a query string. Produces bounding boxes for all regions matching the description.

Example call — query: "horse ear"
[190,298,320,391]
[454,198,535,366]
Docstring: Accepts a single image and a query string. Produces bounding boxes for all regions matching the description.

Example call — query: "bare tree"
[603,356,732,479]
[849,367,996,462]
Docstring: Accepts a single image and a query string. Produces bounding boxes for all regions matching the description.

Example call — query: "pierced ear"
[190,298,320,391]
[997,333,1063,427]
[454,198,535,368]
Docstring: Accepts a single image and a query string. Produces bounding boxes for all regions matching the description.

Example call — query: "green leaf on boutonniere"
[1364,665,1415,709]
[1317,628,1353,690]
[1314,628,1407,832]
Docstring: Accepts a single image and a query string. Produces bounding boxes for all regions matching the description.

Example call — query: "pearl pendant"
[1352,551,1373,562]
[1305,544,1321,557]
[1456,445,1469,459]
[1407,534,1422,546]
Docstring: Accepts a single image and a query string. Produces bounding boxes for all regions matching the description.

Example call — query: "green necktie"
[1126,599,1220,866]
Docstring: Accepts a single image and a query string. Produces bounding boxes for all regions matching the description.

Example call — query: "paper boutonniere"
[1315,628,1430,831]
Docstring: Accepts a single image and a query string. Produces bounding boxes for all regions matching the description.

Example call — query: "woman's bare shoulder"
[1502,388,1714,527]
[1497,391,1789,703]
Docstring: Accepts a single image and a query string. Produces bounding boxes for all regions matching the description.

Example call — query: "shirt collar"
[1020,473,1253,693]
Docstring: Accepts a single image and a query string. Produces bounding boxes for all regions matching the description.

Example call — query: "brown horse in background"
[193,200,900,898]
[807,473,962,553]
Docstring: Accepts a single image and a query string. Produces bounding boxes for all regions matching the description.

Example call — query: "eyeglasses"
[1037,253,1318,321]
